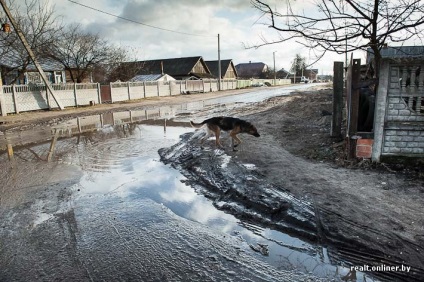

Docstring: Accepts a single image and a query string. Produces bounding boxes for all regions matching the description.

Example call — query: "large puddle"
[0,85,380,281]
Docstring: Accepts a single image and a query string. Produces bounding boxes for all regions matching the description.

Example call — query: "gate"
[100,84,111,103]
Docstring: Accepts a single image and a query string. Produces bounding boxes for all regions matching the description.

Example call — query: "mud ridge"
[159,133,318,242]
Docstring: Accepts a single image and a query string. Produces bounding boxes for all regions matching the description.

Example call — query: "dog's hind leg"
[214,128,224,148]
[200,128,212,146]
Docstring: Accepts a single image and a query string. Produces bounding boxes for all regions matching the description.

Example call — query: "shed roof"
[235,62,267,78]
[130,74,164,82]
[132,56,210,76]
[204,59,236,78]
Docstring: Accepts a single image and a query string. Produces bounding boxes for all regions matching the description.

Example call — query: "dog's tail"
[190,120,205,128]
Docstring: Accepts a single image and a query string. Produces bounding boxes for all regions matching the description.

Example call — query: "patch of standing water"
[58,122,376,282]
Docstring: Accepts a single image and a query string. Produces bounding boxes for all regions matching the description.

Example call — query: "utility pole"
[0,0,64,110]
[218,33,221,91]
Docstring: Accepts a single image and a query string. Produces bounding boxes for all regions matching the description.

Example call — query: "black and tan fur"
[190,116,260,149]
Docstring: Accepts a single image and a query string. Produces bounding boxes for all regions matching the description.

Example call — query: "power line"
[67,0,214,38]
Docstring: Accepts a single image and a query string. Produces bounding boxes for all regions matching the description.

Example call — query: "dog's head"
[247,124,260,137]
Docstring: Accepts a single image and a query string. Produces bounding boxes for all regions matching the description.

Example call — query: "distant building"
[235,62,268,79]
[204,59,238,79]
[276,68,291,79]
[115,56,214,81]
[317,74,333,82]
[304,69,318,82]
[0,57,71,85]
[287,69,319,83]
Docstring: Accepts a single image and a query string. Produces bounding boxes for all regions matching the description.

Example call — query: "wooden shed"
[204,59,238,79]
[235,62,268,79]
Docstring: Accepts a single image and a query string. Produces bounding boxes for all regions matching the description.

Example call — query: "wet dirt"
[1,84,424,281]
[159,88,424,282]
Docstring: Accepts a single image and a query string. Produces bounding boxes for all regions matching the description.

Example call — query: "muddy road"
[1,84,423,281]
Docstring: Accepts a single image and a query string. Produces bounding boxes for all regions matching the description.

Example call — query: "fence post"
[372,60,390,162]
[143,82,146,98]
[202,80,205,93]
[331,62,344,137]
[45,86,50,109]
[157,81,160,96]
[74,83,78,106]
[127,82,131,101]
[11,84,19,113]
[97,83,102,104]
[347,59,361,159]
[0,93,5,116]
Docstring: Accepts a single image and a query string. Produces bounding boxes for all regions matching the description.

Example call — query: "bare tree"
[251,0,424,76]
[290,54,307,76]
[106,61,145,83]
[0,0,63,83]
[44,24,127,83]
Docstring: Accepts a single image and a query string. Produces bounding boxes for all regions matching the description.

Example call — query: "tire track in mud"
[159,132,424,282]
[160,133,318,242]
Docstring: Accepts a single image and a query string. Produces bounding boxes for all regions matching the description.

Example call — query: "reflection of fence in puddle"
[0,106,185,164]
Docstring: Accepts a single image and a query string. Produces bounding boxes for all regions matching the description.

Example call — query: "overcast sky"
[22,0,362,75]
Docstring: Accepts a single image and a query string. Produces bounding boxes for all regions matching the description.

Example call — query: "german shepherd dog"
[190,116,260,149]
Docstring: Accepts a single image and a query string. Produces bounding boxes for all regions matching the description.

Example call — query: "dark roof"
[126,56,211,77]
[204,59,235,78]
[0,55,63,71]
[235,62,267,78]
[277,68,291,77]
[367,46,424,63]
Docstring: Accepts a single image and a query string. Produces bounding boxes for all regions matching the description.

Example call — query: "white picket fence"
[0,78,291,116]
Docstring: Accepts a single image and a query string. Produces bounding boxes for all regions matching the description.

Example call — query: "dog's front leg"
[230,132,242,151]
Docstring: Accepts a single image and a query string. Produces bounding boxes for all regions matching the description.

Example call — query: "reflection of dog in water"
[190,116,260,150]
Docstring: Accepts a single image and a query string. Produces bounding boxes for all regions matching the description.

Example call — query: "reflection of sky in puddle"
[0,116,375,281]
[69,124,373,281]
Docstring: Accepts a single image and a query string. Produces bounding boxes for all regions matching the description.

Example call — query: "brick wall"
[381,64,424,156]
